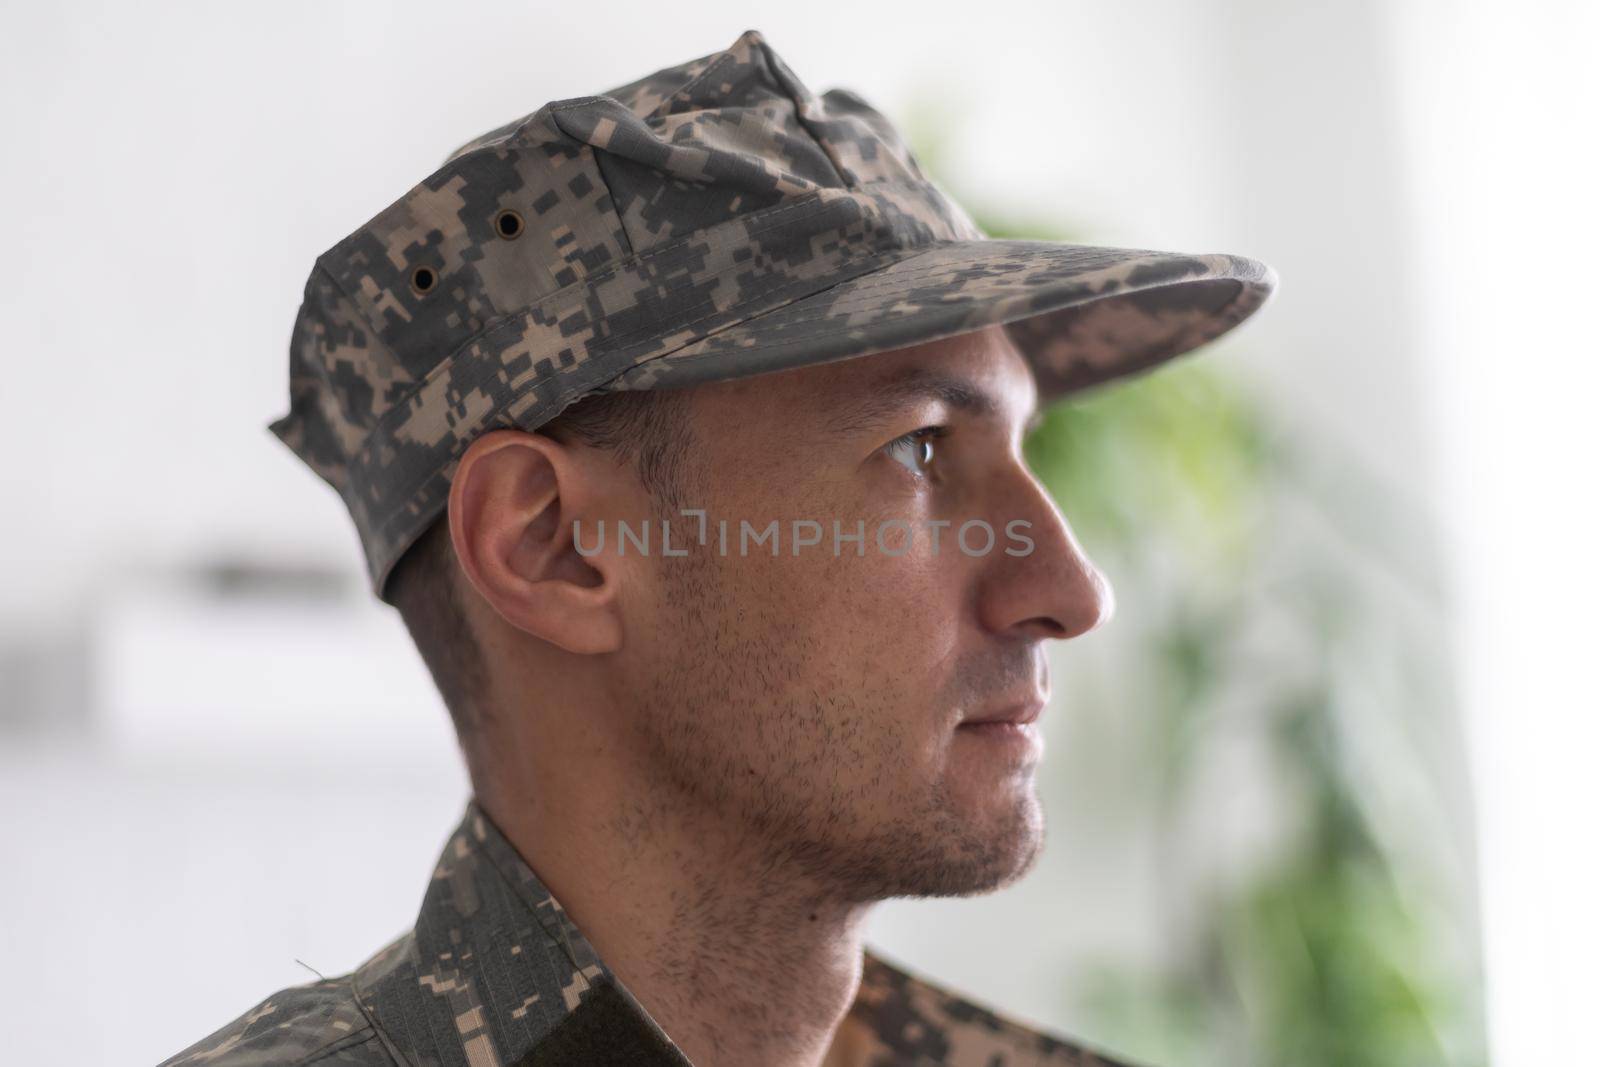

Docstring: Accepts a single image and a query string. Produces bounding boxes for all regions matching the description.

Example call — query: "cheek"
[704,481,969,715]
[785,541,965,703]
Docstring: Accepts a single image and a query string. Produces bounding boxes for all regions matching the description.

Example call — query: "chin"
[875,791,1046,900]
[976,798,1047,887]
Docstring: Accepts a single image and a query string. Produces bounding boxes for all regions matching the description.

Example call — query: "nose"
[975,468,1114,642]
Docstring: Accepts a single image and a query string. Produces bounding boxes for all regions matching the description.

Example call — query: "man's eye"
[884,426,947,477]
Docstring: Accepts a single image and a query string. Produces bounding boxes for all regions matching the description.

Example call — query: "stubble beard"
[631,548,1046,906]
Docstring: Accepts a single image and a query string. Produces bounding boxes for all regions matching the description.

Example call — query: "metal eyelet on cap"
[494,209,524,240]
[410,266,437,295]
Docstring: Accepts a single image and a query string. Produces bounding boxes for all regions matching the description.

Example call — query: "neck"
[478,759,874,1067]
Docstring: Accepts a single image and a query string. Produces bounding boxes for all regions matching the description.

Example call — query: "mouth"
[958,699,1045,728]
[953,700,1046,760]
[954,699,1046,758]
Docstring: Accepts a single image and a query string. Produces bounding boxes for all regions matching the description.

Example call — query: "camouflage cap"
[271,28,1277,601]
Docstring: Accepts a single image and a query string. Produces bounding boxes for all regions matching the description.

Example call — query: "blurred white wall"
[1384,2,1600,1064]
[4,1,1584,1065]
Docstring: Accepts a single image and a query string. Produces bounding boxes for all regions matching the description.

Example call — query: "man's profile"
[158,28,1275,1067]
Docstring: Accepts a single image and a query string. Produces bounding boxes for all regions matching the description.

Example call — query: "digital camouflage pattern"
[270,28,1276,600]
[157,799,1139,1067]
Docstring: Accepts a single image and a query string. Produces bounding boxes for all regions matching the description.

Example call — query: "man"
[159,28,1274,1067]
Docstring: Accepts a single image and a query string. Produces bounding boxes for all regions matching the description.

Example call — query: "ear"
[447,429,623,655]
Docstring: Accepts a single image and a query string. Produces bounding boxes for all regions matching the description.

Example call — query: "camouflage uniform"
[157,799,1135,1067]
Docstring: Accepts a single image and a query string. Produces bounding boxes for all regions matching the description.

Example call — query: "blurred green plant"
[1030,371,1481,1067]
[908,103,1485,1067]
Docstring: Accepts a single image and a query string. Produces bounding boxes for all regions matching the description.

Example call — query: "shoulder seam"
[350,944,417,1067]
[293,1022,382,1066]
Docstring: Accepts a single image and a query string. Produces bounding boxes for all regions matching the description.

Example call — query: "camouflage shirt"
[157,800,1134,1067]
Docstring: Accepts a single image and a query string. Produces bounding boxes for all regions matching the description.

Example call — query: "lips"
[959,699,1045,727]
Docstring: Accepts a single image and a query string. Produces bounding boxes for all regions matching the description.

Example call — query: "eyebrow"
[822,366,1043,439]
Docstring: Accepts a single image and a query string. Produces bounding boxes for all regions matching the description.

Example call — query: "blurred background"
[2,2,1595,1065]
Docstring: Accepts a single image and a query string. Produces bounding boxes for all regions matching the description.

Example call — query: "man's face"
[601,325,1112,901]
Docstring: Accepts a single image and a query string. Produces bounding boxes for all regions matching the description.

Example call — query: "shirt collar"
[352,798,1125,1066]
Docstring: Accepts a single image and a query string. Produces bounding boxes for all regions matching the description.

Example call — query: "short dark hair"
[389,386,694,764]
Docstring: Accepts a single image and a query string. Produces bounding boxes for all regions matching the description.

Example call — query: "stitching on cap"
[647,253,1265,372]
[645,48,740,120]
[751,36,851,189]
[546,123,635,259]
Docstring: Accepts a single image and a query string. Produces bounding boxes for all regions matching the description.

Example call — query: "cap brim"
[603,239,1276,401]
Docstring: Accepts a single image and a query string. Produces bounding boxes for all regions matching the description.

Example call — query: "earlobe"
[447,430,624,655]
